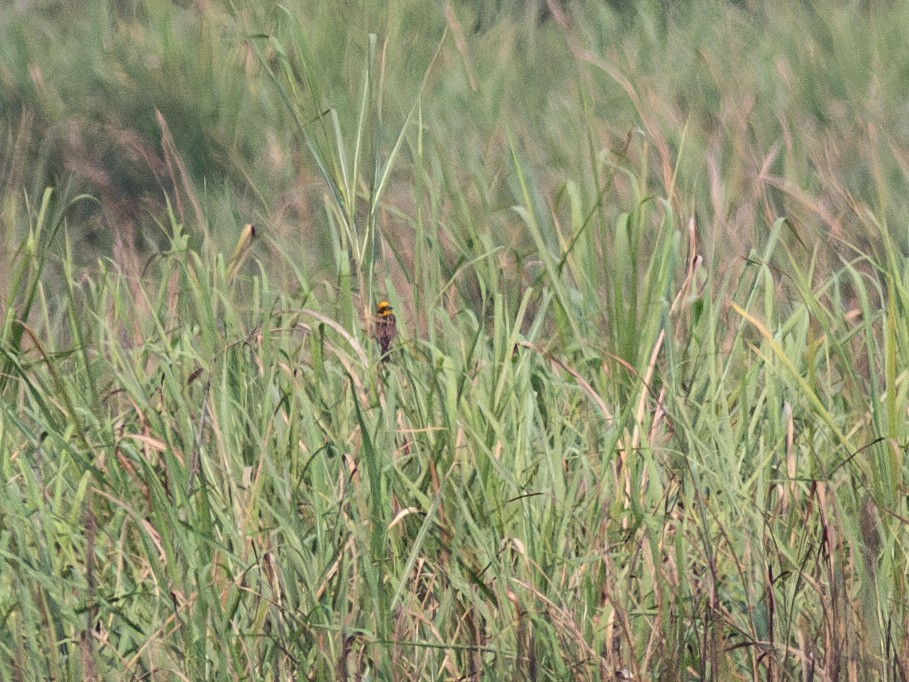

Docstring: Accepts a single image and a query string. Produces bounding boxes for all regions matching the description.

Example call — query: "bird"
[374,300,397,361]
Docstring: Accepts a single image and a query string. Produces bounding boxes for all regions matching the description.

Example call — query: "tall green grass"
[2,0,909,679]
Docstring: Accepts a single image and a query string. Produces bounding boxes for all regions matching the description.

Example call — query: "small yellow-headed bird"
[375,300,397,361]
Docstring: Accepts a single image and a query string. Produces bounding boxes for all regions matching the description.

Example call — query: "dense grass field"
[3,0,909,679]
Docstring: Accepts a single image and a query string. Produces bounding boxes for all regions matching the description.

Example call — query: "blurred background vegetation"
[4,0,908,284]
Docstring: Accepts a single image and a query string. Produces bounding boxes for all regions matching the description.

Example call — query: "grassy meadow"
[3,0,909,679]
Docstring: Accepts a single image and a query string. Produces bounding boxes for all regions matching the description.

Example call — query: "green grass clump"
[2,0,909,679]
